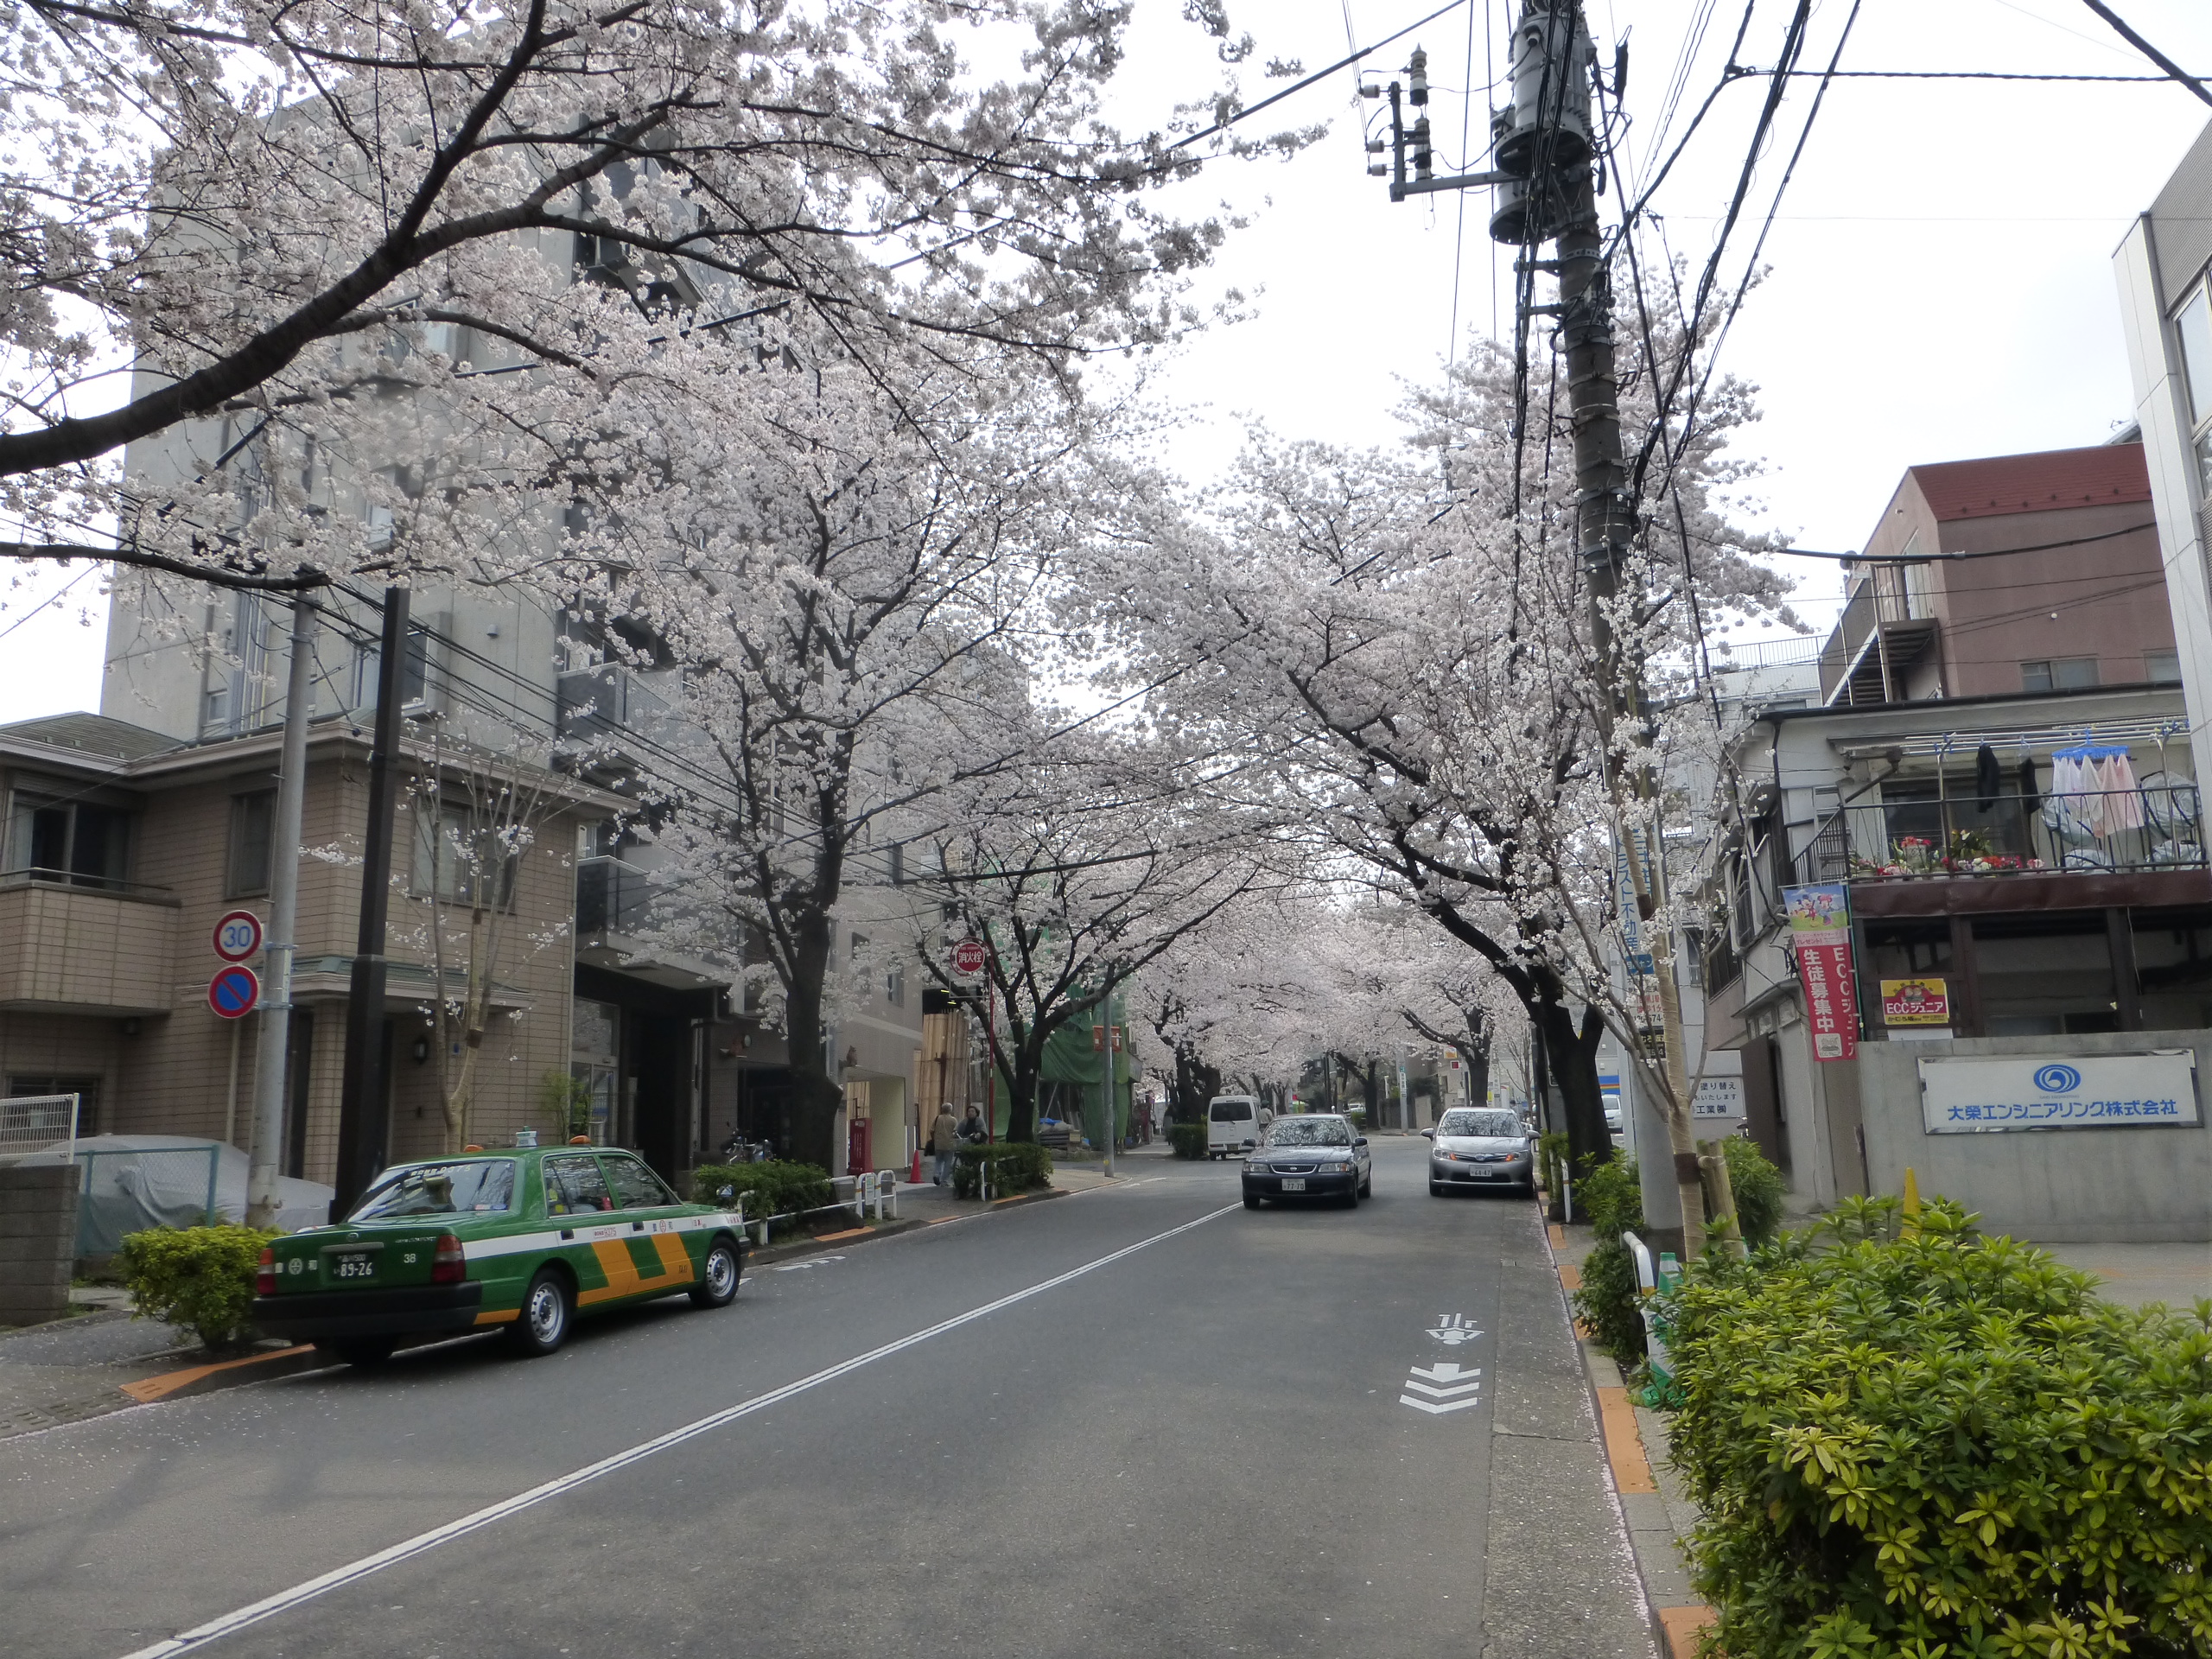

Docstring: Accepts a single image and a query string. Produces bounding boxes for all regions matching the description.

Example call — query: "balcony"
[0,874,180,1014]
[1796,787,2209,913]
[575,855,655,938]
[1818,575,1939,707]
[555,664,689,783]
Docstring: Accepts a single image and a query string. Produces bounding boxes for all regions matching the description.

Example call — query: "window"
[889,842,905,887]
[601,1154,676,1210]
[410,803,518,908]
[2020,657,2099,692]
[228,791,275,897]
[885,963,905,1007]
[347,1160,516,1219]
[850,931,867,964]
[3,794,132,888]
[2146,648,2182,683]
[543,1154,613,1216]
[2179,285,2212,425]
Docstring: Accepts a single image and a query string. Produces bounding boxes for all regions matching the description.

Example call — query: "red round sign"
[213,909,264,963]
[950,938,988,975]
[208,964,261,1020]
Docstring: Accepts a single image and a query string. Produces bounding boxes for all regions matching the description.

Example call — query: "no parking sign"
[208,964,261,1020]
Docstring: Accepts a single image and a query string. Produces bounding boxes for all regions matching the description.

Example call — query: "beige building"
[0,711,606,1184]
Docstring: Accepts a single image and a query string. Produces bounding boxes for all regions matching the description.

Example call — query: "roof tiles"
[1907,443,2152,522]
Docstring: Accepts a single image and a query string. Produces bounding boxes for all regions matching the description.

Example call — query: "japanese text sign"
[1783,884,1858,1063]
[1918,1052,2200,1132]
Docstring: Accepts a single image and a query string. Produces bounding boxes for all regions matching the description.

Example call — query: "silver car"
[1426,1106,1535,1196]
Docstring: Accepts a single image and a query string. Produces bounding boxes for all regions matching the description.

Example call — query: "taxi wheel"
[690,1237,742,1307]
[507,1268,573,1357]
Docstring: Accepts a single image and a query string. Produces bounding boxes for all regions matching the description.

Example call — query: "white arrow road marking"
[1400,1394,1483,1414]
[773,1255,848,1272]
[1408,1362,1480,1384]
[1402,1376,1483,1400]
[113,1203,1242,1659]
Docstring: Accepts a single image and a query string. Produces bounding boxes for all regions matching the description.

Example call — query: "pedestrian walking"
[930,1103,960,1185]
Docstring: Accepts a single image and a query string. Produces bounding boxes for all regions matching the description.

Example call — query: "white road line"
[116,1202,1241,1659]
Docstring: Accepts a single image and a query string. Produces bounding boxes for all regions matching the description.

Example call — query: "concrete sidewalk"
[0,1307,200,1439]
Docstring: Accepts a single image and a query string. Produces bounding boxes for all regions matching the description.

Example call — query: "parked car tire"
[1341,1182,1359,1209]
[1243,1194,1261,1210]
[506,1267,573,1357]
[689,1236,742,1308]
[1360,1171,1373,1198]
[318,1335,396,1368]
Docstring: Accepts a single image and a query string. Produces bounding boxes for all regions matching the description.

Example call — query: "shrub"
[1717,1133,1784,1247]
[952,1141,1052,1198]
[1570,1156,1649,1368]
[116,1224,278,1351]
[688,1160,834,1237]
[1575,1153,1643,1241]
[1668,1197,2212,1659]
[1166,1122,1208,1160]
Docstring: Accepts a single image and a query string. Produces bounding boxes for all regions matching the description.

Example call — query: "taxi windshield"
[350,1160,516,1219]
[1266,1117,1351,1147]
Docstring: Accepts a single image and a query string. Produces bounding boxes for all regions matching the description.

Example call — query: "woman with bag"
[929,1103,961,1185]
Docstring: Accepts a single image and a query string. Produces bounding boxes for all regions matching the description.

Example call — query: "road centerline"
[115,1200,1241,1659]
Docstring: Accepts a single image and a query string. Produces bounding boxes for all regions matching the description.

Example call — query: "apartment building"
[1696,445,2209,1244]
[0,711,601,1182]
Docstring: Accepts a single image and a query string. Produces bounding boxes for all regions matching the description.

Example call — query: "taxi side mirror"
[1355,1135,1369,1147]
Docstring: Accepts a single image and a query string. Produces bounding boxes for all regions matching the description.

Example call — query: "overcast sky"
[5,0,2212,723]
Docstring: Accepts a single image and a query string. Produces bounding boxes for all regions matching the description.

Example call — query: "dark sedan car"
[1242,1114,1372,1209]
[1425,1106,1535,1194]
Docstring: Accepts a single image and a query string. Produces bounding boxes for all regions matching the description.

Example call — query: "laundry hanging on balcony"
[2050,741,2143,836]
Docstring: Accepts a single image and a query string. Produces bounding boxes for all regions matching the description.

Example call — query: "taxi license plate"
[1281,1178,1306,1192]
[331,1254,376,1279]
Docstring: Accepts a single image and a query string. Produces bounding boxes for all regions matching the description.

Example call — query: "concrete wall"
[0,1163,81,1325]
[1856,1027,2212,1242]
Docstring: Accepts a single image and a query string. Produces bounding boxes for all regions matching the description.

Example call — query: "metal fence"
[1796,786,2205,884]
[72,1145,223,1258]
[0,1093,78,1162]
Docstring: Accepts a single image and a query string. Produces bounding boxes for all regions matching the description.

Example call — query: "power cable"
[2077,1,2212,108]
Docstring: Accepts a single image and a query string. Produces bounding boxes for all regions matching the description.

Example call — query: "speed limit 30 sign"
[213,909,264,962]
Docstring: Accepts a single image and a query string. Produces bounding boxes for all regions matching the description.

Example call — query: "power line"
[2077,1,2212,108]
[1761,519,2157,563]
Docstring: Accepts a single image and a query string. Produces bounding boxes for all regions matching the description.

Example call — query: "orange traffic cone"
[909,1149,922,1185]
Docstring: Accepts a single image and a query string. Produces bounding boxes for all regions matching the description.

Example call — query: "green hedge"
[689,1160,833,1237]
[1571,1156,1648,1367]
[1166,1122,1208,1160]
[1719,1134,1784,1247]
[952,1141,1052,1198]
[1668,1197,2212,1659]
[117,1224,278,1351]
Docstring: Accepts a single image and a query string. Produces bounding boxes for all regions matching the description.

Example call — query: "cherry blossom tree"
[2,0,1305,588]
[1094,319,1795,1223]
[916,741,1283,1145]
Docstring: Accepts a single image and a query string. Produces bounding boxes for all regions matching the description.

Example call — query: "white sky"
[5,0,2212,721]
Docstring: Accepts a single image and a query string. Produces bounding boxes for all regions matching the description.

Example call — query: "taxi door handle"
[631,1220,645,1232]
[559,1230,574,1241]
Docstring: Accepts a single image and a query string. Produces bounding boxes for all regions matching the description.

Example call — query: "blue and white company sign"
[1918,1052,2201,1134]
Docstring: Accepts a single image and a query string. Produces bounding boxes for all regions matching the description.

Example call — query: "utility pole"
[332,587,410,1218]
[245,594,316,1228]
[1375,1,1707,1255]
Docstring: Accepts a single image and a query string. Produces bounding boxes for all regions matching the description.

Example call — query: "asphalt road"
[0,1139,1652,1659]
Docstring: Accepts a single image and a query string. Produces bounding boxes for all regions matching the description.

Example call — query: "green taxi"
[250,1135,747,1365]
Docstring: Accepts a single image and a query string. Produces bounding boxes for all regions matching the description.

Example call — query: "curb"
[118,1343,325,1405]
[749,1217,923,1267]
[1537,1211,1717,1659]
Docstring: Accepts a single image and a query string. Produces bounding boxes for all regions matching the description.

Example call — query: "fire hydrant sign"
[1783,884,1859,1062]
[1918,1052,2200,1132]
[950,938,988,976]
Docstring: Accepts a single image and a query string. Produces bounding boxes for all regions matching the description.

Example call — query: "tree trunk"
[1002,1039,1043,1143]
[1538,997,1612,1178]
[781,915,840,1170]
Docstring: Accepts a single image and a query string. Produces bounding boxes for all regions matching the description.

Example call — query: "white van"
[1205,1095,1273,1159]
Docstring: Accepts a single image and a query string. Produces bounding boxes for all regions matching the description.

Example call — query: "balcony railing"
[1796,786,2205,884]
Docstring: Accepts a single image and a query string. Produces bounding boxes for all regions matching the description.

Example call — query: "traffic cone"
[909,1149,922,1185]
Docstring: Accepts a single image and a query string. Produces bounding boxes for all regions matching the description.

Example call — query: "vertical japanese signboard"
[1783,884,1859,1062]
